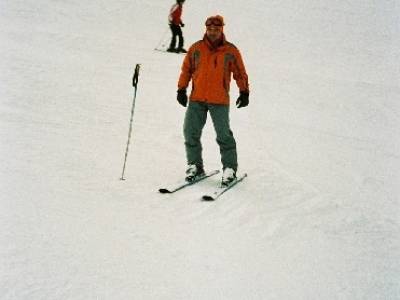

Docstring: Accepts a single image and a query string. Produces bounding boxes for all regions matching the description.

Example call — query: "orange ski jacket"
[178,34,249,105]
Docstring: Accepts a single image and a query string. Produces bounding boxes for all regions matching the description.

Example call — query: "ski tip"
[159,188,172,194]
[202,195,215,201]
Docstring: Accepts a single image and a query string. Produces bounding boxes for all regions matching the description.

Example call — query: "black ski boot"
[176,47,187,53]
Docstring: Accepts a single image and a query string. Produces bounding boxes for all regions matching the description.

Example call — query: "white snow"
[1,0,399,299]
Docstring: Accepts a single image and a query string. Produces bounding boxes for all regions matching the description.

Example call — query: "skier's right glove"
[180,22,185,27]
[177,89,188,107]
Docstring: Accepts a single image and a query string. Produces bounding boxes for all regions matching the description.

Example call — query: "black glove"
[236,91,249,108]
[177,89,188,107]
[180,22,185,27]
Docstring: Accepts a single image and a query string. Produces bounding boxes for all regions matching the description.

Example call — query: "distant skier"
[167,0,187,53]
[176,15,250,186]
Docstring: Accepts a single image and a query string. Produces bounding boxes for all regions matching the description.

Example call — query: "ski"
[154,48,186,55]
[159,170,220,194]
[202,173,248,201]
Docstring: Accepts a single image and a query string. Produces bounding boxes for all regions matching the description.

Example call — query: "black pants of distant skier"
[168,24,183,51]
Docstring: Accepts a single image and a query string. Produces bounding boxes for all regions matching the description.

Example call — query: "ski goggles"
[205,17,224,27]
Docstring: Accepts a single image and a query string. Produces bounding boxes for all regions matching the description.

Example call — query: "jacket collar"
[203,33,226,50]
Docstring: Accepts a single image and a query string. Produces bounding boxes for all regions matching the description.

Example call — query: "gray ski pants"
[183,101,238,171]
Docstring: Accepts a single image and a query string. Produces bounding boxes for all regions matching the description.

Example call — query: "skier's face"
[206,25,223,42]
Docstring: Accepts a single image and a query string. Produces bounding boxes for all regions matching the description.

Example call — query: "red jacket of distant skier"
[169,4,183,25]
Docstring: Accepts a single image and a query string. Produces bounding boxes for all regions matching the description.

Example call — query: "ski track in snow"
[1,0,400,299]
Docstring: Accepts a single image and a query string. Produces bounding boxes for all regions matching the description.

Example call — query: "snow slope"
[1,0,399,299]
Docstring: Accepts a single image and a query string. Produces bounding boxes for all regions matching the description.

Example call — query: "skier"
[167,0,187,53]
[176,15,250,186]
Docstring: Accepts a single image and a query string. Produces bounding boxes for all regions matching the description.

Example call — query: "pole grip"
[132,64,140,88]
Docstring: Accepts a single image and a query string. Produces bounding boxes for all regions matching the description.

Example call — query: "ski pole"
[154,27,170,51]
[120,64,141,181]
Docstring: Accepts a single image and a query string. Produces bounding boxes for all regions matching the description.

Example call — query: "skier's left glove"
[180,22,185,27]
[177,89,188,107]
[236,91,249,108]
